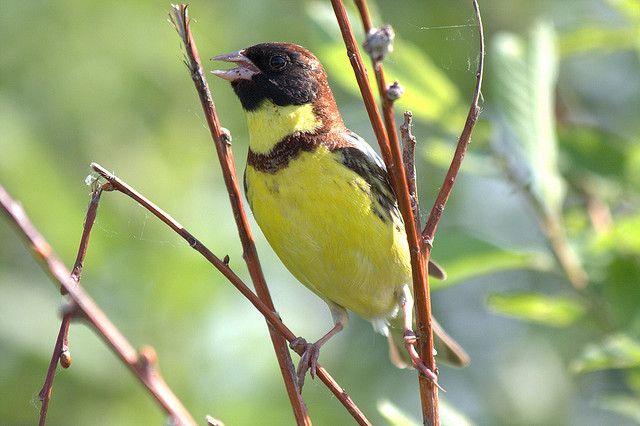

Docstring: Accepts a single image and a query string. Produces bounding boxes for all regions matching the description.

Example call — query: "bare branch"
[168,6,373,424]
[400,111,420,235]
[423,0,485,243]
[0,182,197,426]
[168,6,309,422]
[343,0,485,423]
[91,163,371,425]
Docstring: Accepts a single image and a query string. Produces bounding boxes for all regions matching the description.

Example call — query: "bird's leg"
[289,303,348,389]
[399,293,444,391]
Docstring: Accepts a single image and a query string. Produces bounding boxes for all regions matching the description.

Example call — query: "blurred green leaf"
[432,230,553,290]
[440,397,475,426]
[597,393,640,423]
[602,255,640,329]
[571,333,640,373]
[385,42,464,133]
[491,22,565,218]
[558,125,633,185]
[593,213,640,255]
[560,26,639,56]
[627,368,640,393]
[377,399,419,426]
[306,2,463,134]
[377,398,474,426]
[487,291,585,326]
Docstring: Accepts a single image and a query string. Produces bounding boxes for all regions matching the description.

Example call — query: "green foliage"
[492,22,565,218]
[487,292,585,326]
[571,334,640,373]
[1,0,640,425]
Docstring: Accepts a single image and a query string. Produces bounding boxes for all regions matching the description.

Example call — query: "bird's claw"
[290,337,321,389]
[403,330,445,392]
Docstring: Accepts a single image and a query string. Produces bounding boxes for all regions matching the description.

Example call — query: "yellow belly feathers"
[245,146,411,321]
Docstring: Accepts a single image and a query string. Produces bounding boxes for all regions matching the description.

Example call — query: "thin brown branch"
[423,0,484,242]
[38,184,103,424]
[348,0,440,421]
[38,312,72,426]
[420,1,484,416]
[90,163,372,426]
[0,182,197,426]
[400,112,421,242]
[346,0,484,424]
[168,6,309,423]
[90,164,294,341]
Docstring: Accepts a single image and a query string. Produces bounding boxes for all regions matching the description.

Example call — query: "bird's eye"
[269,55,287,70]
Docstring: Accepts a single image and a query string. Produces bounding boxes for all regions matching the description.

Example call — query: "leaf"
[558,125,633,184]
[491,22,566,218]
[602,255,640,329]
[593,213,640,255]
[597,394,640,423]
[431,229,554,290]
[305,1,463,134]
[377,397,474,426]
[377,399,419,426]
[559,0,640,56]
[571,334,640,373]
[439,397,475,426]
[486,291,585,326]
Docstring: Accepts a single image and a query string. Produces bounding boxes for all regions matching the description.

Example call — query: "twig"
[423,0,484,243]
[167,5,309,423]
[342,0,484,424]
[400,112,421,248]
[169,5,372,424]
[90,164,371,426]
[419,1,483,417]
[339,0,440,421]
[38,312,72,426]
[494,153,588,290]
[0,182,197,426]
[38,185,103,424]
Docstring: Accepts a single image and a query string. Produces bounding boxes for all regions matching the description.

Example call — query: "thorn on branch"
[363,24,395,62]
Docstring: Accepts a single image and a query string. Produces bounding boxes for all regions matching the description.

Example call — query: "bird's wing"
[335,131,403,225]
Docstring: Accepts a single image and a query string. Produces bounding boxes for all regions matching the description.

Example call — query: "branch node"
[60,349,72,369]
[220,128,232,146]
[139,345,159,372]
[423,236,433,249]
[61,300,81,318]
[385,81,404,101]
[362,24,395,62]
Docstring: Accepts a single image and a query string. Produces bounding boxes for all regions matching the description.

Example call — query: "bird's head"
[211,43,342,130]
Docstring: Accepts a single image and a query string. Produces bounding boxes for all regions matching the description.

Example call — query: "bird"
[210,42,468,387]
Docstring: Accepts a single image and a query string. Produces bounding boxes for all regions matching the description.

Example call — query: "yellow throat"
[244,101,322,153]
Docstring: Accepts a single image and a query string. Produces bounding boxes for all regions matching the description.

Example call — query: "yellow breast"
[245,145,411,320]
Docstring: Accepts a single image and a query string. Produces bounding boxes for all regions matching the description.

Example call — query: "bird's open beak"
[210,50,259,81]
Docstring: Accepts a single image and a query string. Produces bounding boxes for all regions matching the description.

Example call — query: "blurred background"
[1,0,639,424]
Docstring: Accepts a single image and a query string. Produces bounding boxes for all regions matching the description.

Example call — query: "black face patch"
[231,43,320,111]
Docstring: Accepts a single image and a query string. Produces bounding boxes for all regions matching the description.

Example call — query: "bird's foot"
[403,330,445,392]
[289,337,321,389]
